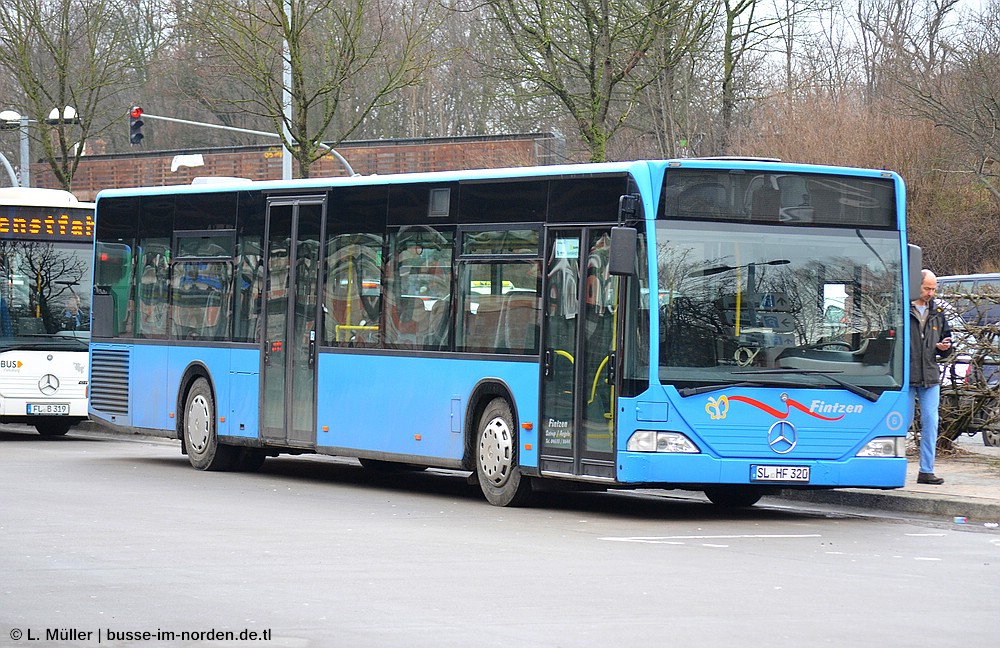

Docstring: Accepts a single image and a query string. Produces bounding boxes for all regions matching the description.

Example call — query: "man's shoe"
[917,472,945,485]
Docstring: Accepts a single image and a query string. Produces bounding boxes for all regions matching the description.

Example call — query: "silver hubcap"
[187,394,211,453]
[479,416,514,485]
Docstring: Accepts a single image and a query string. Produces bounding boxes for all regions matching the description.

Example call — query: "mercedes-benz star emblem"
[767,420,797,454]
[38,374,60,395]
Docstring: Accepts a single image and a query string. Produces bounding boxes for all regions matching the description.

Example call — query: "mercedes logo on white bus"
[38,374,60,395]
[768,421,797,454]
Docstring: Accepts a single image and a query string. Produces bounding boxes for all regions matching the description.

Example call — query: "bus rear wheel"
[476,398,532,507]
[35,420,71,436]
[183,377,236,471]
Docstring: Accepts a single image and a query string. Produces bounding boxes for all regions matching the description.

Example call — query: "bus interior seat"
[424,297,451,349]
[497,293,539,353]
[387,295,428,347]
[751,185,781,221]
[859,333,894,365]
[464,294,504,352]
[679,183,728,218]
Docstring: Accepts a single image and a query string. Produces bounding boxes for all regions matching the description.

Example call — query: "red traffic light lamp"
[129,106,144,146]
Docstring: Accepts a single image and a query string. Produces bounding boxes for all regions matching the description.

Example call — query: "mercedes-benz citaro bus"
[0,187,93,435]
[88,159,921,506]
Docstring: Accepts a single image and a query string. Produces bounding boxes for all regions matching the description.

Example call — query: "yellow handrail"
[335,323,379,342]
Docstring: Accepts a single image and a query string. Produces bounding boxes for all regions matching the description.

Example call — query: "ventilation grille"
[90,348,130,416]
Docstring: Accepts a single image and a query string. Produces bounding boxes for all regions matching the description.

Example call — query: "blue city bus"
[89,159,918,506]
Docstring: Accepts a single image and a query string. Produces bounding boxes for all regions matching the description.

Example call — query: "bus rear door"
[261,196,324,448]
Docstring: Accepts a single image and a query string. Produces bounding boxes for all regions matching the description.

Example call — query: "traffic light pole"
[137,112,356,177]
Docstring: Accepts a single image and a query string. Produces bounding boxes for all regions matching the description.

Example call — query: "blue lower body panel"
[617,453,907,488]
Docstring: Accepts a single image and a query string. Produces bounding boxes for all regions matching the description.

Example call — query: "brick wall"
[31,133,565,201]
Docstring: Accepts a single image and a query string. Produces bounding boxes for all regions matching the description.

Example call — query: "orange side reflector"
[322,425,329,432]
[219,416,225,423]
[524,443,532,451]
[414,434,422,441]
[522,422,533,430]
[169,412,174,419]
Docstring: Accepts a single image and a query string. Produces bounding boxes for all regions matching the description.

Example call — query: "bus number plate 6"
[751,465,810,482]
[27,403,70,415]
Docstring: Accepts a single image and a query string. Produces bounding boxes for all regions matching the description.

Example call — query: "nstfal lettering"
[0,213,93,237]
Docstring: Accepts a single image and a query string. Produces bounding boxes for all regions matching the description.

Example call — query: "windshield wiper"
[678,381,762,397]
[734,368,880,402]
[677,376,813,397]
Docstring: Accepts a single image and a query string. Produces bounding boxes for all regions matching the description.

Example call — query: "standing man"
[910,269,952,485]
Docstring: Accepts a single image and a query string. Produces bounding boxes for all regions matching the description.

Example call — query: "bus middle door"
[261,197,324,448]
[539,228,618,480]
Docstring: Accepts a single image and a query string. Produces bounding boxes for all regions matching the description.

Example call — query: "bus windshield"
[0,240,91,350]
[655,221,904,390]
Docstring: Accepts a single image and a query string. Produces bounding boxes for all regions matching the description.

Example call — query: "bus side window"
[457,260,540,354]
[233,247,263,343]
[384,228,453,350]
[171,260,232,340]
[136,242,170,338]
[323,233,383,347]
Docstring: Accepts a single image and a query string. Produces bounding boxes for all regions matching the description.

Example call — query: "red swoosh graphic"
[728,395,844,421]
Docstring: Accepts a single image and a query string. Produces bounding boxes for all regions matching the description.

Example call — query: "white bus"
[0,187,93,435]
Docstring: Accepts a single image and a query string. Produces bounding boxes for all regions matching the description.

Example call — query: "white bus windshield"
[0,240,91,349]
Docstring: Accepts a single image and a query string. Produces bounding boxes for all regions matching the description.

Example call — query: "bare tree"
[0,0,142,190]
[718,0,785,152]
[631,4,716,158]
[193,0,438,177]
[481,0,707,162]
[897,0,1000,202]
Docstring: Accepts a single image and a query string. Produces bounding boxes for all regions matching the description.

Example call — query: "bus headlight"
[626,431,700,453]
[856,436,905,457]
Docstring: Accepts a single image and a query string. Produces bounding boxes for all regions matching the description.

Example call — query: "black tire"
[182,377,237,471]
[983,427,1000,447]
[476,398,532,507]
[704,486,764,508]
[34,420,71,436]
[232,448,267,472]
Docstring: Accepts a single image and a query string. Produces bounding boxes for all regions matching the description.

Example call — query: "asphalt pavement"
[70,420,1000,523]
[779,432,1000,524]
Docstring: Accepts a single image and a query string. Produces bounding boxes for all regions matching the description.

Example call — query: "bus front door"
[261,197,324,448]
[539,228,618,480]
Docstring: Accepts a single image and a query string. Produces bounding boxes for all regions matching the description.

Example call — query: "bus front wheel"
[704,486,764,508]
[183,377,236,471]
[476,398,532,507]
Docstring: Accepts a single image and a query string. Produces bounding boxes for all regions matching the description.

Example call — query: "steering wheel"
[802,340,853,351]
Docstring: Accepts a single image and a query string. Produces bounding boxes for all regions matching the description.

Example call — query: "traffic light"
[129,106,144,146]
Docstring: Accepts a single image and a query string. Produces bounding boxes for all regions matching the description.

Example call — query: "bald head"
[917,269,938,305]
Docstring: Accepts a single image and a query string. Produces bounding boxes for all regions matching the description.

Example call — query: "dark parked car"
[938,298,1000,446]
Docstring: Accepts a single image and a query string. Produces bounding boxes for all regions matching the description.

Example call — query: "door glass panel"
[581,230,616,456]
[541,232,580,454]
[290,204,321,443]
[263,205,292,437]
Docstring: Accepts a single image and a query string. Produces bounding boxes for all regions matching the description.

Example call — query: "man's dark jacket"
[909,298,952,387]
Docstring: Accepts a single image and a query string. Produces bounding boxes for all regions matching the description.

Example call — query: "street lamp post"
[18,115,29,187]
[0,106,81,187]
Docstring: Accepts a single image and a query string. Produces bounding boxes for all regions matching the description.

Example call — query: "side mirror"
[609,226,637,276]
[907,244,922,300]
